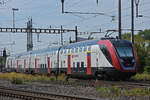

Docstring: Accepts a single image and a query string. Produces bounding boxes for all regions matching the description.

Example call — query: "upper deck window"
[84,47,87,52]
[79,47,82,52]
[68,49,71,53]
[71,48,74,53]
[64,50,66,54]
[75,48,78,53]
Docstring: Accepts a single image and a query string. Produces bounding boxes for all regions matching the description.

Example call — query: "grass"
[95,85,150,97]
[125,88,150,96]
[11,77,23,84]
[131,73,150,81]
[1,72,150,97]
[0,72,67,84]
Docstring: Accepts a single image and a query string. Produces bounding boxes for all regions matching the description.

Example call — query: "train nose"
[120,57,135,67]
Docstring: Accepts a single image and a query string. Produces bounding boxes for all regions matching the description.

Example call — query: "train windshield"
[115,46,133,58]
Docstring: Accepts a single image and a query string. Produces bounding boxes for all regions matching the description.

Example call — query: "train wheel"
[103,74,112,80]
[120,76,131,81]
[65,75,70,81]
[96,74,104,80]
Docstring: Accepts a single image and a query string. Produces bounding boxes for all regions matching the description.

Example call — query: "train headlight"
[132,59,135,62]
[120,59,124,63]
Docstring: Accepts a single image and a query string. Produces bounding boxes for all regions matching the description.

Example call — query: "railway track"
[93,80,150,89]
[0,79,150,100]
[0,86,96,100]
[28,79,150,90]
[51,80,150,88]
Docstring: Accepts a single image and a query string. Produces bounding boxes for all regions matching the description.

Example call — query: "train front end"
[98,39,138,80]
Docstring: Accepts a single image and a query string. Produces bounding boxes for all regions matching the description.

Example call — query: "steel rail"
[0,86,96,100]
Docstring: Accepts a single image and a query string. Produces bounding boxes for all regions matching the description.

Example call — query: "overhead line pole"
[131,0,134,44]
[27,18,33,52]
[61,25,63,45]
[118,0,122,39]
[61,0,64,13]
[75,26,78,42]
[12,8,19,29]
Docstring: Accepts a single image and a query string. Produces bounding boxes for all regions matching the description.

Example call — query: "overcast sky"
[0,0,150,55]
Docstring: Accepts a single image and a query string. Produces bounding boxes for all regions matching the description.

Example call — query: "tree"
[138,29,150,41]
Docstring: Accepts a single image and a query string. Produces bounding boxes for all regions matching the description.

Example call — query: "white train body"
[5,39,137,79]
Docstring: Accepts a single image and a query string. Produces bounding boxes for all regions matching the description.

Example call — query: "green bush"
[11,77,23,84]
[144,66,150,74]
[50,77,55,81]
[131,73,150,81]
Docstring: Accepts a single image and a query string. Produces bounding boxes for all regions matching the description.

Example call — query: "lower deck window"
[81,62,84,68]
[77,62,80,69]
[73,62,75,69]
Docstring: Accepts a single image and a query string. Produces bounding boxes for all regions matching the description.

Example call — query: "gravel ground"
[0,79,150,100]
[0,96,23,100]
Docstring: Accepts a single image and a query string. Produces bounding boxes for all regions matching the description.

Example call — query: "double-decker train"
[5,38,138,80]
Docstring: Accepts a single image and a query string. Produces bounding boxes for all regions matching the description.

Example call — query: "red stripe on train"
[98,40,123,71]
[67,55,71,75]
[48,57,50,74]
[87,52,91,75]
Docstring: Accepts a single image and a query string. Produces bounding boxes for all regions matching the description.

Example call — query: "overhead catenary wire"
[0,0,150,54]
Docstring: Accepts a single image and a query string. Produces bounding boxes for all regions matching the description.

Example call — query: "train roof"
[8,46,61,58]
[7,38,132,58]
[61,39,99,49]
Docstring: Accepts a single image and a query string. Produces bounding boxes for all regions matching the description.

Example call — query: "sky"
[0,0,150,55]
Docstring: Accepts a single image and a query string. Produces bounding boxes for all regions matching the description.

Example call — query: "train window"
[81,62,84,68]
[73,62,75,69]
[84,47,87,51]
[75,48,78,53]
[61,61,63,68]
[45,64,47,68]
[64,61,65,64]
[19,65,22,68]
[99,45,112,64]
[77,62,80,68]
[38,64,40,68]
[88,46,91,51]
[79,47,82,52]
[40,64,42,68]
[68,49,71,53]
[71,48,74,53]
[43,64,45,68]
[64,50,66,54]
